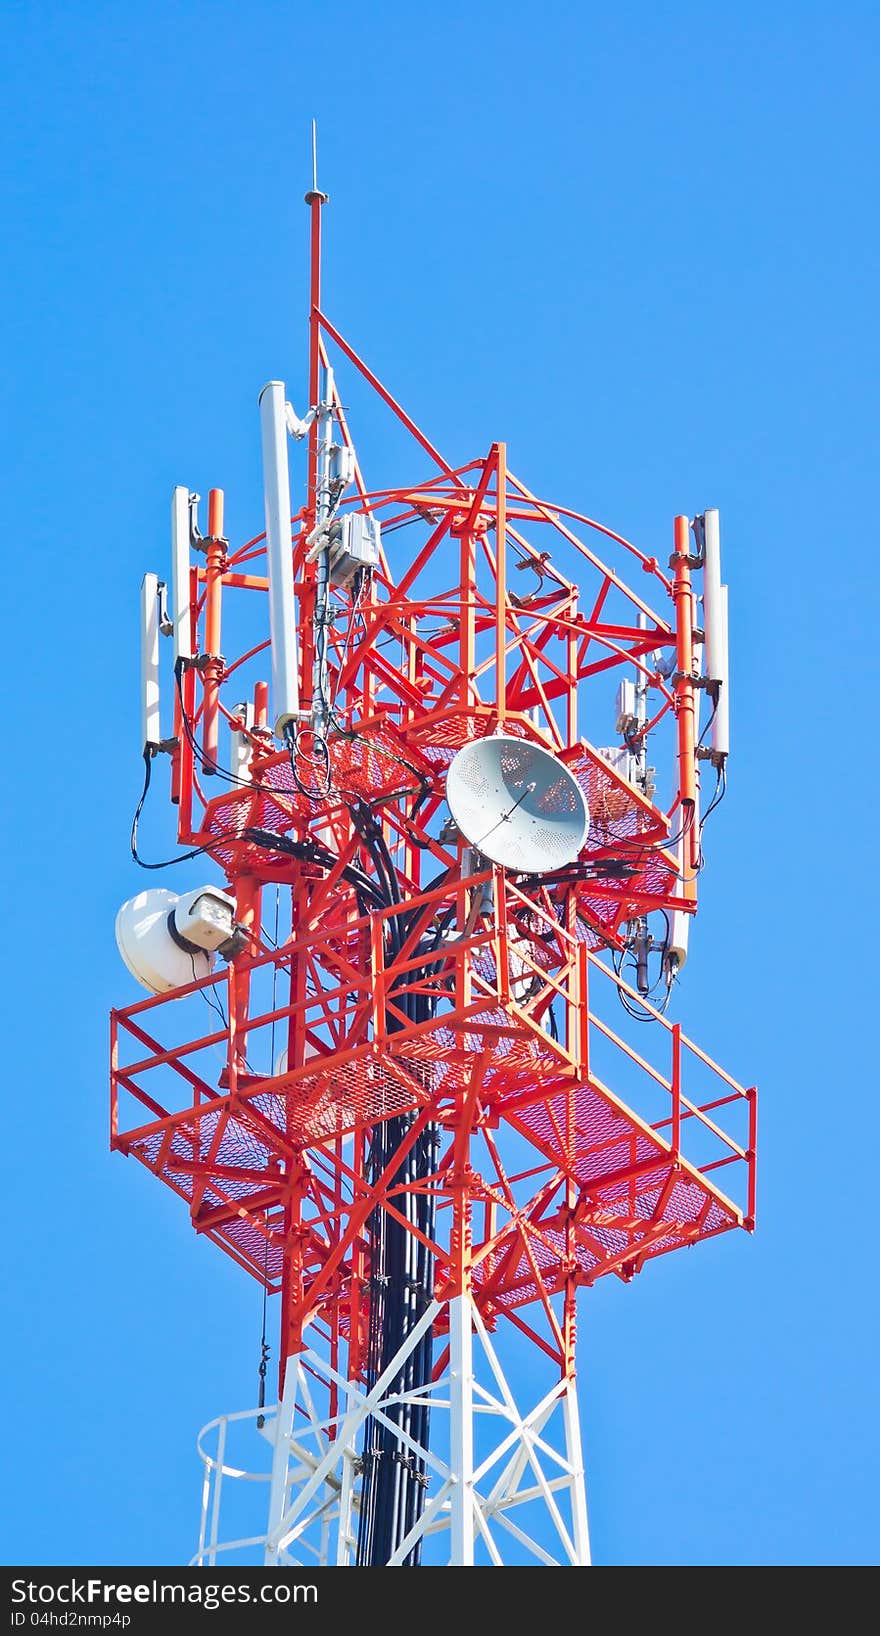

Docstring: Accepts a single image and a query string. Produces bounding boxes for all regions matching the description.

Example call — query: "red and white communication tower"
[111,174,756,1568]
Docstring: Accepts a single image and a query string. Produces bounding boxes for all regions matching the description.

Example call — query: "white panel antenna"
[700,509,730,764]
[170,485,193,666]
[259,382,300,739]
[140,573,161,753]
[712,583,730,760]
[701,508,724,684]
[445,736,589,873]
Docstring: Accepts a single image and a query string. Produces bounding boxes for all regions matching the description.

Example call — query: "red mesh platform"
[112,933,753,1317]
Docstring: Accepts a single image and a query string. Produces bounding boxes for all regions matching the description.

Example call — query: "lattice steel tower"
[111,178,756,1567]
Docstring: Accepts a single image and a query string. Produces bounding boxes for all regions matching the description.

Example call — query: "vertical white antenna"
[701,508,724,684]
[712,583,730,760]
[170,486,193,666]
[259,381,300,738]
[311,118,318,194]
[140,573,161,752]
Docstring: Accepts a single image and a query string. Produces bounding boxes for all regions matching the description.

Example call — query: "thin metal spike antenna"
[111,175,755,1567]
[305,117,327,206]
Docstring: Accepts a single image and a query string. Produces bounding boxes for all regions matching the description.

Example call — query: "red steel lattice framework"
[110,192,756,1435]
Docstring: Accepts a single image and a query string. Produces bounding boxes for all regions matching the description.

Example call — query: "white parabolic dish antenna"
[445,736,589,873]
[116,887,213,995]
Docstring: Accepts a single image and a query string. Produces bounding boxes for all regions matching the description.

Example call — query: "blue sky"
[1,1,877,1568]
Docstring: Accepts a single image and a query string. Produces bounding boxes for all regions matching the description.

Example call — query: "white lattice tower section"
[191,1295,590,1568]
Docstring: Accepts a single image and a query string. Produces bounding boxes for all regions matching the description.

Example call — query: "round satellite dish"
[445,736,589,873]
[115,888,213,996]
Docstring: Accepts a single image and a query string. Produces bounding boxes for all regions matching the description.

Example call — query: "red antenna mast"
[112,150,755,1567]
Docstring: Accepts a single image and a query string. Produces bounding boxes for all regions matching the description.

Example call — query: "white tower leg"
[264,1362,298,1565]
[448,1293,475,1565]
[563,1379,592,1565]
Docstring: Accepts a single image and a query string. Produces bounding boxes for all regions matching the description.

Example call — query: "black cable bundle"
[356,1110,437,1566]
[352,808,440,1568]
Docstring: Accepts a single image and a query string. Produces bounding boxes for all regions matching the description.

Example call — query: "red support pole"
[305,191,326,527]
[459,512,476,721]
[496,442,508,730]
[300,188,327,731]
[279,1185,305,1398]
[577,942,590,1078]
[176,570,197,843]
[672,513,698,875]
[671,1022,682,1160]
